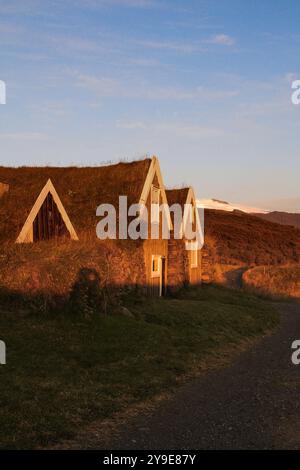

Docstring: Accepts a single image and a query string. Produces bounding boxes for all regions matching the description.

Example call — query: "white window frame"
[151,254,161,278]
[190,248,198,268]
[151,185,160,225]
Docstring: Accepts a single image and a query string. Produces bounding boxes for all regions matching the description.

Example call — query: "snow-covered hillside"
[197,198,269,214]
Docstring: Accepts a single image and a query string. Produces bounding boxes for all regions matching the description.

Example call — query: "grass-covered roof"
[0,158,152,243]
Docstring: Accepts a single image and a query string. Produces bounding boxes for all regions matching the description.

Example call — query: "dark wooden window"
[33,192,68,242]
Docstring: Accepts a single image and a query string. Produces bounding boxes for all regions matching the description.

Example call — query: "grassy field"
[0,285,279,449]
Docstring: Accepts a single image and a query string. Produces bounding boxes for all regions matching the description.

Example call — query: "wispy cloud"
[74,72,239,101]
[116,120,228,138]
[76,74,123,97]
[136,39,205,53]
[75,0,160,8]
[0,0,162,16]
[116,120,146,129]
[103,0,159,6]
[0,132,48,141]
[0,22,24,34]
[49,35,102,53]
[30,101,68,117]
[157,123,228,139]
[0,0,45,16]
[205,34,235,46]
[1,50,49,61]
[129,57,161,67]
[133,33,236,54]
[284,72,299,83]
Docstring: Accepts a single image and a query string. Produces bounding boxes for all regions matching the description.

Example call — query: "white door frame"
[151,254,164,297]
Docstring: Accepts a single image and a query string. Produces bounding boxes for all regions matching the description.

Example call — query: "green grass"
[0,285,279,449]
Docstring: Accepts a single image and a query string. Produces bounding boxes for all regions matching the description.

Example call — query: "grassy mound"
[0,285,278,449]
[0,238,145,312]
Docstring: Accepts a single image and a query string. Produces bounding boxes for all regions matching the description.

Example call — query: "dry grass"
[205,209,300,266]
[0,238,145,312]
[253,211,300,230]
[243,265,300,299]
[203,210,300,285]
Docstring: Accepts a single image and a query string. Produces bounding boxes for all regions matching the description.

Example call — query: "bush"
[69,268,107,317]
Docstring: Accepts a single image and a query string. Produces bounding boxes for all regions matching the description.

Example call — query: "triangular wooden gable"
[16,179,79,243]
[182,187,204,250]
[139,156,172,230]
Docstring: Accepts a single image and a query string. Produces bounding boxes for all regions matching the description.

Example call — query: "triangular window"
[33,192,69,241]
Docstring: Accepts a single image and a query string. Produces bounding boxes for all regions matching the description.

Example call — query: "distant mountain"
[198,198,269,214]
[198,198,300,232]
[252,211,300,230]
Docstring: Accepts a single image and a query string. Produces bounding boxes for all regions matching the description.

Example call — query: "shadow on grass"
[0,267,145,317]
[0,276,280,449]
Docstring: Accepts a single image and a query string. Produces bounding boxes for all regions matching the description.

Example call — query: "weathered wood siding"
[167,237,188,290]
[167,197,202,291]
[143,174,168,296]
[189,249,202,285]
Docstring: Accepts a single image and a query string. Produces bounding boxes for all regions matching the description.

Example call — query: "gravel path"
[101,302,300,450]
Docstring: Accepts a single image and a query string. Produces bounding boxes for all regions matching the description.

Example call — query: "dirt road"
[99,302,300,449]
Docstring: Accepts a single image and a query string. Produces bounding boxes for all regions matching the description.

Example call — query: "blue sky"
[0,0,299,211]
